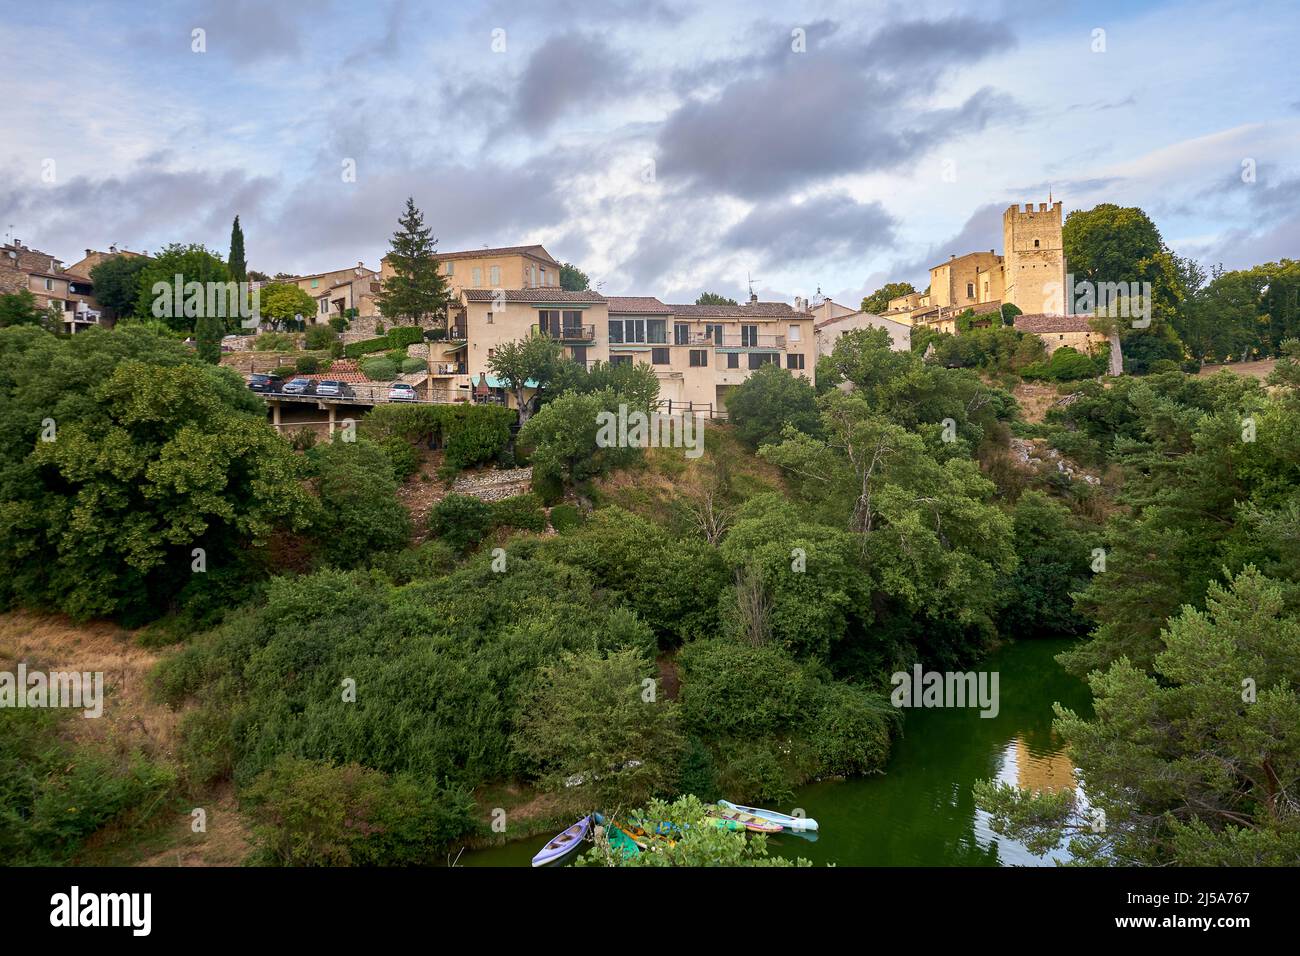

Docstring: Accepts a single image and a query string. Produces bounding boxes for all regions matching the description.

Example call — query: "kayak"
[604,822,643,858]
[705,806,782,833]
[531,815,591,867]
[719,799,819,832]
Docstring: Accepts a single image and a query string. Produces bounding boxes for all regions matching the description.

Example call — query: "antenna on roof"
[747,272,759,304]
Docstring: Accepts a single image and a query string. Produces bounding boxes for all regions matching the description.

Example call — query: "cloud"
[655,18,1017,199]
[509,32,635,134]
[723,194,896,264]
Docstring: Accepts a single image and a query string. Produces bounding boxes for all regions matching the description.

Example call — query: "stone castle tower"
[1002,201,1065,315]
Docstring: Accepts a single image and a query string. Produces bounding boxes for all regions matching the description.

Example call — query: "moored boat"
[718,799,819,831]
[531,815,592,867]
[705,806,783,833]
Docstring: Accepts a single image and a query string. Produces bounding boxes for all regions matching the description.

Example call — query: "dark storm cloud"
[186,0,337,63]
[892,201,1005,284]
[0,160,275,260]
[654,18,1017,199]
[509,32,635,134]
[723,194,896,264]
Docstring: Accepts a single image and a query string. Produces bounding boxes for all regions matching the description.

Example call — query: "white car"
[388,382,417,402]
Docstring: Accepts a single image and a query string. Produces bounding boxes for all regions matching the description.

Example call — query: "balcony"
[677,331,787,349]
[536,323,596,343]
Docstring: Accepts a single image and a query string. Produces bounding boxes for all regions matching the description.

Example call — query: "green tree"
[88,255,150,321]
[0,290,46,327]
[195,311,224,363]
[133,243,233,333]
[978,568,1300,866]
[0,325,316,621]
[258,283,317,331]
[559,261,590,291]
[309,439,411,567]
[696,292,739,306]
[994,491,1095,638]
[860,281,915,314]
[374,197,451,327]
[228,215,247,283]
[725,363,821,449]
[486,330,565,423]
[513,647,685,810]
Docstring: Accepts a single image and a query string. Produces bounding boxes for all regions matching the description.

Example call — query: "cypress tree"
[228,215,247,284]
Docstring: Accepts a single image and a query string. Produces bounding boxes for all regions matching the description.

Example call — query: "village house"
[1013,313,1101,355]
[809,296,912,354]
[1,240,106,333]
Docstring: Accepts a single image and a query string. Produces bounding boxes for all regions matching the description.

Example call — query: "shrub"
[243,755,474,866]
[429,493,495,553]
[549,503,583,533]
[328,315,349,333]
[493,493,547,532]
[400,357,427,374]
[304,325,337,350]
[344,337,391,359]
[678,639,814,738]
[359,357,399,382]
[271,365,297,378]
[310,439,412,566]
[811,683,894,777]
[380,436,421,480]
[254,331,296,351]
[387,325,425,348]
[290,428,318,451]
[370,540,457,585]
[726,363,820,449]
[1022,346,1099,382]
[295,355,320,374]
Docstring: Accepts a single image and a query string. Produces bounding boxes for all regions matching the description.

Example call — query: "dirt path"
[1198,358,1277,380]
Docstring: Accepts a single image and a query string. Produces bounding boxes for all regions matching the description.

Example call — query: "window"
[726,352,739,369]
[445,261,454,276]
[311,279,319,288]
[674,323,691,345]
[540,267,547,286]
[748,353,775,369]
[490,265,500,285]
[1034,239,1040,248]
[647,319,667,344]
[609,318,647,343]
[689,349,707,367]
[319,298,329,314]
[562,310,583,336]
[787,353,805,370]
[486,312,493,324]
[44,278,53,290]
[472,267,482,287]
[570,345,587,365]
[788,324,801,342]
[741,324,758,347]
[966,282,975,298]
[651,347,670,365]
[706,323,724,343]
[610,355,633,367]
[488,348,496,359]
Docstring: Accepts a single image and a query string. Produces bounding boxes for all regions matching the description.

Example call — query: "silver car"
[388,382,416,402]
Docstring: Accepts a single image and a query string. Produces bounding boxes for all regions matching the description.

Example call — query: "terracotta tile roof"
[1014,313,1096,334]
[606,295,671,314]
[462,288,606,304]
[296,359,369,384]
[667,301,799,318]
[814,311,909,331]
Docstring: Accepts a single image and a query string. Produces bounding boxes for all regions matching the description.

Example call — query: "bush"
[295,355,320,374]
[310,439,412,566]
[1022,346,1100,382]
[549,503,583,533]
[243,755,474,866]
[271,365,297,378]
[380,436,421,480]
[493,493,547,532]
[726,363,820,449]
[429,493,495,553]
[386,325,425,348]
[811,683,894,777]
[360,403,514,473]
[359,357,398,382]
[254,331,296,351]
[678,639,814,738]
[328,315,349,333]
[304,325,337,350]
[400,357,427,374]
[370,540,457,585]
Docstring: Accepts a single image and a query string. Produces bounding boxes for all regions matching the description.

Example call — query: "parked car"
[388,382,416,402]
[282,377,317,395]
[314,380,354,398]
[247,373,284,393]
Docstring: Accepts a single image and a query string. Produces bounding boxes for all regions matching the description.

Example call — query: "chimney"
[749,292,758,303]
[85,248,92,257]
[109,244,118,253]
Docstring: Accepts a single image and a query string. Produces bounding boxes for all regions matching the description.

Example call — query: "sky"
[2,0,1297,305]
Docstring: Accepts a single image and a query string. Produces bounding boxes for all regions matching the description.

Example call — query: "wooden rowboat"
[705,806,782,833]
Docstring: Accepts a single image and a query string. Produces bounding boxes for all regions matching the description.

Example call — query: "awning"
[485,377,538,389]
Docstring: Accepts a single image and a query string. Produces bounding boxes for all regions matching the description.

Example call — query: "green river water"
[462,638,1092,867]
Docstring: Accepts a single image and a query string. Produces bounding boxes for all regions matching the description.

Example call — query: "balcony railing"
[675,331,787,349]
[536,323,596,342]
